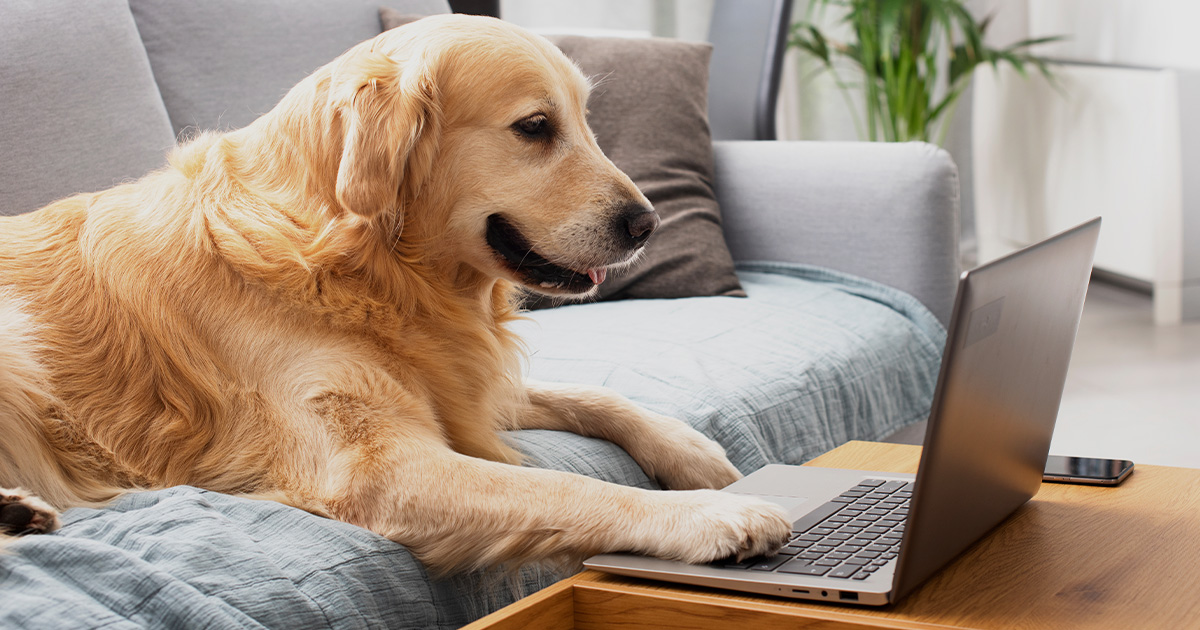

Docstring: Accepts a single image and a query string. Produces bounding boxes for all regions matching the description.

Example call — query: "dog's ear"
[330,49,439,220]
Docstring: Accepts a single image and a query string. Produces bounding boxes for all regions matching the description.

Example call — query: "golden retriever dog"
[0,15,789,570]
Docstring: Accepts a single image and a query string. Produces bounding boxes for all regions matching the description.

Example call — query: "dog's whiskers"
[519,231,557,270]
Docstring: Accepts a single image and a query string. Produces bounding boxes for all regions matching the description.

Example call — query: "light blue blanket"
[0,263,945,629]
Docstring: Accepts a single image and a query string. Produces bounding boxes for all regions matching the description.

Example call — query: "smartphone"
[1043,455,1134,486]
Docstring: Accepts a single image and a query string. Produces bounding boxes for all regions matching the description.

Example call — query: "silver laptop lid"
[891,218,1101,601]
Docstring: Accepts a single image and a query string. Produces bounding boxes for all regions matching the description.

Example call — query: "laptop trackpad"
[733,494,810,521]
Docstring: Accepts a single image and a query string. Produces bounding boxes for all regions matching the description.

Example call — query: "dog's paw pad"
[0,489,60,536]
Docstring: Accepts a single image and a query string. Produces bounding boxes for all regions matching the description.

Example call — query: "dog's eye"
[513,114,551,140]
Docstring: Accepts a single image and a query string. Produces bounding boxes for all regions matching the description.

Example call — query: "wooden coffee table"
[464,441,1200,630]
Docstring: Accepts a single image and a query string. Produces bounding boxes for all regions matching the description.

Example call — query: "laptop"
[585,217,1102,606]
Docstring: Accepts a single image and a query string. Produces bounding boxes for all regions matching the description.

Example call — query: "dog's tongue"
[588,268,607,285]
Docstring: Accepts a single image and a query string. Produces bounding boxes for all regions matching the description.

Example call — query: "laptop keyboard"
[717,479,912,580]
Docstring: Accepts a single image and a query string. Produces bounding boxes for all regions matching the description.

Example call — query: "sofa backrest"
[0,0,450,217]
[0,0,175,216]
[128,0,450,139]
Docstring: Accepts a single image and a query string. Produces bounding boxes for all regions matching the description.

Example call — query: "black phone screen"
[1044,455,1134,483]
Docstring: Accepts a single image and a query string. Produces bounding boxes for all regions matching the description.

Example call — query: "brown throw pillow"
[380,9,745,304]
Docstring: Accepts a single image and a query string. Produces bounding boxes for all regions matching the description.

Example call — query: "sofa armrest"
[713,140,960,325]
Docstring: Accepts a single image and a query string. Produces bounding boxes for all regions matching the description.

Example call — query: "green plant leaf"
[948,43,979,87]
[785,0,1062,144]
[878,0,905,61]
[1004,35,1068,53]
[979,12,995,36]
[790,22,834,66]
[926,82,967,128]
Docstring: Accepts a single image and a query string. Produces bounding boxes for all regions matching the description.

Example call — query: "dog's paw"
[657,491,790,564]
[0,488,60,536]
[631,416,743,491]
[659,431,743,491]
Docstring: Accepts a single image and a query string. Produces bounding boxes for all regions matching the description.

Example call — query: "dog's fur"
[0,15,788,570]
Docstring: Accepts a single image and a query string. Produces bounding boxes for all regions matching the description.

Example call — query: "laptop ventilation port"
[839,591,859,601]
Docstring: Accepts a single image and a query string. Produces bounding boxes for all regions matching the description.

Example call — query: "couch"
[0,0,958,627]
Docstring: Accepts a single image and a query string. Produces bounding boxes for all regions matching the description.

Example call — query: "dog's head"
[326,15,656,297]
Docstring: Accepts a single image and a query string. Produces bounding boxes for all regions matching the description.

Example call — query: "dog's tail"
[0,295,124,514]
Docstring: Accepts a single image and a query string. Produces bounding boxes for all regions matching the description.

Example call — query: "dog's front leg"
[299,378,786,573]
[515,380,743,491]
[345,442,789,573]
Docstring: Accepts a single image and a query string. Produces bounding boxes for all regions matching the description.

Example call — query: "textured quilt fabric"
[0,263,944,629]
[514,262,947,472]
[0,487,560,629]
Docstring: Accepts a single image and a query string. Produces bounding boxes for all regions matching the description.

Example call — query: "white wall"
[971,0,1200,323]
[1029,0,1200,70]
[973,64,1179,283]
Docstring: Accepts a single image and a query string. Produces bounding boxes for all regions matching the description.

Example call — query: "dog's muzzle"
[486,204,658,295]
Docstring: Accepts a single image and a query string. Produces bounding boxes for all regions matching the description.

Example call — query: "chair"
[706,0,794,140]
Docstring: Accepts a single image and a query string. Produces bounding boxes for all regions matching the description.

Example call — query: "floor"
[1050,280,1200,469]
[887,279,1200,470]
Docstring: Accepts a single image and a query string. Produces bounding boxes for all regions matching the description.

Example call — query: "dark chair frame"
[706,0,794,141]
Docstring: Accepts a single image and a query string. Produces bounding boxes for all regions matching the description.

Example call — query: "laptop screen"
[892,218,1100,601]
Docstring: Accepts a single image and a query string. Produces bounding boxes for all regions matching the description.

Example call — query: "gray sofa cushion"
[128,0,450,137]
[0,0,175,216]
[713,141,961,325]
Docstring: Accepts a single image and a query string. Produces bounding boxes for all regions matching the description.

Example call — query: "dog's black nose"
[622,204,659,246]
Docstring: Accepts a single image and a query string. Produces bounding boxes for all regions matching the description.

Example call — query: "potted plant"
[790,0,1059,144]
